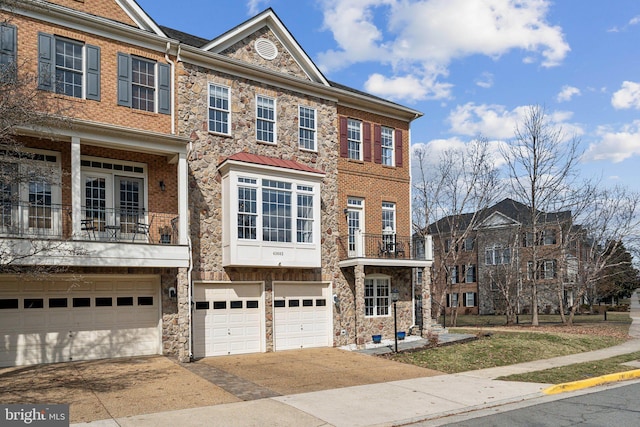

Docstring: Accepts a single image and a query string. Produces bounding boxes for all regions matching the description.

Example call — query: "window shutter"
[86,44,101,101]
[446,294,450,308]
[395,129,403,167]
[473,293,477,307]
[158,62,171,115]
[117,53,131,107]
[339,117,348,158]
[37,32,54,91]
[462,292,467,307]
[373,124,382,164]
[0,24,17,72]
[363,122,372,161]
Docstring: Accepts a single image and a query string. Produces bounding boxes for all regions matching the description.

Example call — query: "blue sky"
[137,0,640,192]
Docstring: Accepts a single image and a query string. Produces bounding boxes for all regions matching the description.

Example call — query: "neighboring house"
[428,198,578,317]
[0,0,190,367]
[0,1,430,367]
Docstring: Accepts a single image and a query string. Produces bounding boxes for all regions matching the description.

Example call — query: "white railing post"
[425,235,433,261]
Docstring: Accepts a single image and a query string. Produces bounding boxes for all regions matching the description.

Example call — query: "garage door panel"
[0,277,161,367]
[274,283,331,351]
[193,283,263,358]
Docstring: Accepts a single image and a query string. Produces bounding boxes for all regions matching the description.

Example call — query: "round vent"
[255,38,278,60]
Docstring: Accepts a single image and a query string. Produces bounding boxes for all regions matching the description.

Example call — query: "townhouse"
[428,198,578,317]
[0,0,430,367]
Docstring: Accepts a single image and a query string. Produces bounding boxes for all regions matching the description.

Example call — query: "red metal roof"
[221,152,325,175]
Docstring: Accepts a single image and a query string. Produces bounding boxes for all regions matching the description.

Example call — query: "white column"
[71,137,81,237]
[177,153,188,245]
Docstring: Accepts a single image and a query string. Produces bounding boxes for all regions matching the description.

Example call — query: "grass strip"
[497,351,640,384]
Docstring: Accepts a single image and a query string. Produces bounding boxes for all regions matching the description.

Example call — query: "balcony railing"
[338,232,429,261]
[0,202,181,244]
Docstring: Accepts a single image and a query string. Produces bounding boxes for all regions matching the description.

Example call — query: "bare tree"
[562,186,640,325]
[501,105,582,325]
[1,4,78,273]
[413,137,501,326]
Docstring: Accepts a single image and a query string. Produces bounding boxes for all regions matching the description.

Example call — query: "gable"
[202,9,328,86]
[477,212,519,229]
[219,27,309,81]
[44,0,165,36]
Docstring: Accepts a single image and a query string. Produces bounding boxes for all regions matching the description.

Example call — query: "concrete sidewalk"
[72,291,640,427]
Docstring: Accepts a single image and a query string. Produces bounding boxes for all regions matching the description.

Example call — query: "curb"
[543,369,640,395]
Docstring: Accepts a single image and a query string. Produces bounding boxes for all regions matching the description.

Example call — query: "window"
[364,276,390,317]
[38,33,100,100]
[297,185,314,243]
[527,261,535,280]
[81,157,146,239]
[117,53,170,114]
[235,177,317,244]
[347,119,362,160]
[256,95,276,143]
[131,57,155,112]
[542,260,556,279]
[485,245,511,265]
[347,197,364,254]
[262,179,291,242]
[447,293,459,308]
[450,266,459,284]
[463,292,477,307]
[381,126,394,166]
[0,150,61,236]
[523,232,534,247]
[298,106,316,150]
[0,24,17,78]
[465,264,476,283]
[463,237,474,251]
[209,84,230,134]
[542,230,557,245]
[382,202,395,246]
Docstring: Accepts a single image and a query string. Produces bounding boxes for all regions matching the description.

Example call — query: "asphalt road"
[421,381,640,427]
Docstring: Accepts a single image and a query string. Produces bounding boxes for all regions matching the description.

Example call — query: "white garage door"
[0,276,161,367]
[273,283,332,351]
[193,282,263,357]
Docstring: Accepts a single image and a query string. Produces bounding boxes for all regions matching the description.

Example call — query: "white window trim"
[347,119,362,161]
[54,37,86,99]
[364,275,391,317]
[381,126,395,166]
[464,292,475,307]
[208,83,231,136]
[256,94,276,144]
[1,148,62,236]
[298,105,317,152]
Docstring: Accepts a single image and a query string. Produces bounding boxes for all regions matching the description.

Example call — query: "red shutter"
[373,124,382,164]
[339,117,348,158]
[395,129,403,167]
[363,122,372,162]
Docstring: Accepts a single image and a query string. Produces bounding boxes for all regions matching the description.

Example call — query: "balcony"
[0,203,189,268]
[337,231,432,268]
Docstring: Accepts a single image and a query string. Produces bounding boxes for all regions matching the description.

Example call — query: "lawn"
[388,330,627,374]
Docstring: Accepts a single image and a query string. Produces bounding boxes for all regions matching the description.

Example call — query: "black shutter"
[86,45,101,101]
[0,24,17,74]
[37,32,54,91]
[117,53,131,107]
[339,117,348,158]
[158,62,171,115]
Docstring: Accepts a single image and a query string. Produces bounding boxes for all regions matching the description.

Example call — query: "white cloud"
[364,72,453,101]
[247,0,269,15]
[630,15,640,25]
[584,121,640,163]
[446,103,583,141]
[317,0,569,102]
[611,81,640,110]
[556,85,580,102]
[475,72,494,89]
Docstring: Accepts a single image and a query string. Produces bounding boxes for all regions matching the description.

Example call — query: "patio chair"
[132,214,154,243]
[80,219,96,240]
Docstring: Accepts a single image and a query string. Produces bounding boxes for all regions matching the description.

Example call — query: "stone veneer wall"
[176,59,355,349]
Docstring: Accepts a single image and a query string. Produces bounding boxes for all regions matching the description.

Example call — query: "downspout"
[408,126,417,330]
[165,42,177,135]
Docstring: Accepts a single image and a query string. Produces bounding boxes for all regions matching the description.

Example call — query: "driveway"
[0,348,442,424]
